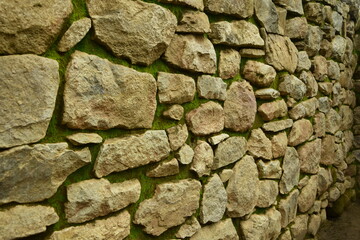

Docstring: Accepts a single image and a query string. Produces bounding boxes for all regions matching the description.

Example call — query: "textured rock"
[201,174,227,224]
[227,155,259,217]
[304,2,324,24]
[255,88,280,100]
[243,60,277,87]
[276,7,287,35]
[49,210,130,240]
[298,175,318,213]
[312,55,328,81]
[147,159,179,178]
[209,21,264,48]
[279,190,300,228]
[175,217,201,239]
[327,60,340,80]
[190,218,239,240]
[265,34,298,73]
[94,130,170,177]
[247,128,272,160]
[0,143,90,205]
[297,139,321,174]
[177,144,194,165]
[285,17,308,39]
[299,71,318,98]
[339,105,353,131]
[208,133,230,145]
[66,133,103,146]
[305,25,323,57]
[134,179,201,236]
[219,49,241,79]
[280,147,300,194]
[272,131,288,158]
[63,51,156,130]
[213,137,247,169]
[0,55,59,148]
[220,169,234,182]
[0,0,73,54]
[257,180,279,208]
[0,205,59,240]
[224,81,257,132]
[164,34,217,74]
[176,11,210,33]
[297,51,312,72]
[257,160,282,179]
[318,97,331,113]
[258,99,287,121]
[166,124,188,151]
[58,18,91,52]
[288,119,313,146]
[197,75,227,101]
[163,105,184,121]
[240,48,265,57]
[191,141,214,177]
[321,135,336,165]
[308,214,321,236]
[325,108,341,134]
[88,0,176,65]
[262,119,293,133]
[279,74,307,100]
[289,98,318,120]
[255,0,282,34]
[332,35,347,62]
[158,72,196,104]
[186,101,224,136]
[318,167,333,195]
[318,82,333,95]
[65,179,140,223]
[275,0,304,15]
[205,0,254,18]
[290,214,309,240]
[159,0,204,10]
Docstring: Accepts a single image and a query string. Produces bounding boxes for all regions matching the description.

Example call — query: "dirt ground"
[317,199,360,240]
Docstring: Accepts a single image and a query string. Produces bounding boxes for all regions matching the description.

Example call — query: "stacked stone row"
[0,0,359,239]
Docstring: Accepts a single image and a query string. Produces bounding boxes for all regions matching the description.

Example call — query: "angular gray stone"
[191,141,214,177]
[296,51,312,72]
[58,18,92,52]
[177,144,194,165]
[327,60,340,80]
[94,130,170,177]
[66,133,103,146]
[176,11,210,33]
[226,155,259,217]
[321,135,336,165]
[274,0,304,15]
[257,180,279,208]
[219,49,241,80]
[247,128,272,160]
[290,214,309,240]
[134,179,201,236]
[262,119,293,133]
[166,124,188,151]
[257,160,282,179]
[312,55,328,81]
[272,131,288,159]
[213,136,247,169]
[332,35,347,62]
[197,75,227,101]
[204,0,254,18]
[298,175,318,213]
[147,158,180,178]
[208,133,230,145]
[285,17,308,39]
[0,143,90,205]
[164,34,217,74]
[186,101,224,136]
[0,0,73,54]
[258,99,287,121]
[201,174,227,224]
[325,108,341,134]
[318,97,331,114]
[279,74,307,100]
[190,218,239,240]
[88,0,177,65]
[0,55,59,149]
[255,88,280,100]
[278,189,300,228]
[0,205,59,240]
[298,139,321,174]
[299,71,318,98]
[280,147,300,194]
[243,60,277,87]
[209,21,264,48]
[288,119,313,146]
[255,0,282,34]
[163,105,184,121]
[158,72,196,104]
[63,51,156,130]
[175,217,201,239]
[159,0,204,10]
[305,25,323,57]
[65,179,140,223]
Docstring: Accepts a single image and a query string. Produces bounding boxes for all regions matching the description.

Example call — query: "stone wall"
[0,0,360,239]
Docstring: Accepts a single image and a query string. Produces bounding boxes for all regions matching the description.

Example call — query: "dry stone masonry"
[0,0,360,239]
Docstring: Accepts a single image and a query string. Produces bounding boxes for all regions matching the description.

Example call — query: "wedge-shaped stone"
[147,158,180,178]
[176,217,201,239]
[190,219,239,240]
[262,119,293,132]
[87,0,177,65]
[0,55,59,148]
[243,60,277,87]
[279,189,299,228]
[258,99,287,121]
[191,141,214,177]
[255,0,282,34]
[213,136,247,169]
[219,49,241,80]
[0,143,91,205]
[58,18,91,52]
[272,131,288,158]
[134,179,201,236]
[280,147,300,194]
[49,210,130,240]
[0,205,59,240]
[297,139,321,174]
[63,51,157,130]
[288,119,313,146]
[176,11,210,33]
[298,175,318,213]
[65,179,140,223]
[255,88,280,100]
[66,133,103,146]
[279,74,307,100]
[166,124,188,151]
[257,180,279,208]
[247,128,273,160]
[205,0,254,18]
[94,130,170,177]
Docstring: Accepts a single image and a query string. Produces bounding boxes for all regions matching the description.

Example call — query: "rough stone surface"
[208,133,230,145]
[224,81,257,132]
[58,18,92,52]
[0,205,59,240]
[318,167,333,196]
[297,51,312,72]
[226,155,259,217]
[186,101,224,136]
[326,108,342,134]
[319,82,333,95]
[258,99,288,121]
[272,131,288,159]
[297,139,321,174]
[220,169,234,182]
[163,105,184,121]
[0,55,59,148]
[305,25,323,57]
[288,119,313,146]
[290,214,309,240]
[190,218,239,240]
[321,135,336,165]
[63,51,156,130]
[275,0,304,15]
[313,55,328,81]
[166,124,188,151]
[255,88,280,100]
[257,180,279,208]
[175,217,201,239]
[191,141,214,177]
[65,179,140,223]
[280,147,300,194]
[159,0,204,10]
[298,175,318,213]
[87,0,177,65]
[240,48,265,57]
[332,35,347,62]
[339,105,353,131]
[209,21,264,48]
[318,97,332,113]
[285,17,308,39]
[0,0,73,54]
[176,11,210,33]
[205,0,254,18]
[201,174,227,224]
[257,160,282,179]
[49,210,130,240]
[219,49,241,80]
[243,60,277,87]
[299,71,318,97]
[255,0,282,34]
[134,179,201,236]
[94,130,170,177]
[262,119,293,133]
[66,133,103,146]
[265,34,298,73]
[289,98,319,120]
[146,158,180,178]
[247,128,273,160]
[308,214,321,236]
[213,136,247,169]
[197,75,227,101]
[327,60,340,80]
[164,34,217,74]
[279,189,300,228]
[177,144,194,165]
[158,72,196,104]
[279,74,307,100]
[0,143,91,205]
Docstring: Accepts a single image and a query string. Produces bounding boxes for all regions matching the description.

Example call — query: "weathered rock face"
[247,128,273,160]
[325,108,342,134]
[166,124,188,151]
[289,98,319,120]
[279,190,300,228]
[65,179,140,223]
[297,139,321,174]
[163,104,184,121]
[255,0,282,34]
[0,205,59,240]
[290,214,309,240]
[279,74,307,100]
[87,0,177,65]
[94,130,170,177]
[197,75,227,101]
[209,21,264,48]
[219,49,241,80]
[159,0,204,10]
[190,218,239,240]
[227,155,259,217]
[318,167,333,195]
[297,51,312,72]
[255,88,280,100]
[164,34,217,74]
[288,119,313,146]
[305,25,323,57]
[224,81,257,132]
[134,179,201,236]
[299,71,318,97]
[258,99,288,121]
[63,51,157,130]
[262,119,293,132]
[0,0,73,54]
[286,17,308,39]
[298,175,318,213]
[176,11,211,33]
[321,134,336,165]
[0,55,59,149]
[147,158,180,178]
[177,144,194,165]
[243,60,277,87]
[58,18,92,52]
[205,0,254,18]
[257,180,279,208]
[49,210,130,240]
[280,147,300,194]
[66,133,103,146]
[213,136,247,169]
[191,141,214,177]
[313,55,328,81]
[257,160,282,179]
[176,217,201,239]
[0,143,91,205]
[272,131,288,158]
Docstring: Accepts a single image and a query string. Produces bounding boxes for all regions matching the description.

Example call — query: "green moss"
[70,0,89,24]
